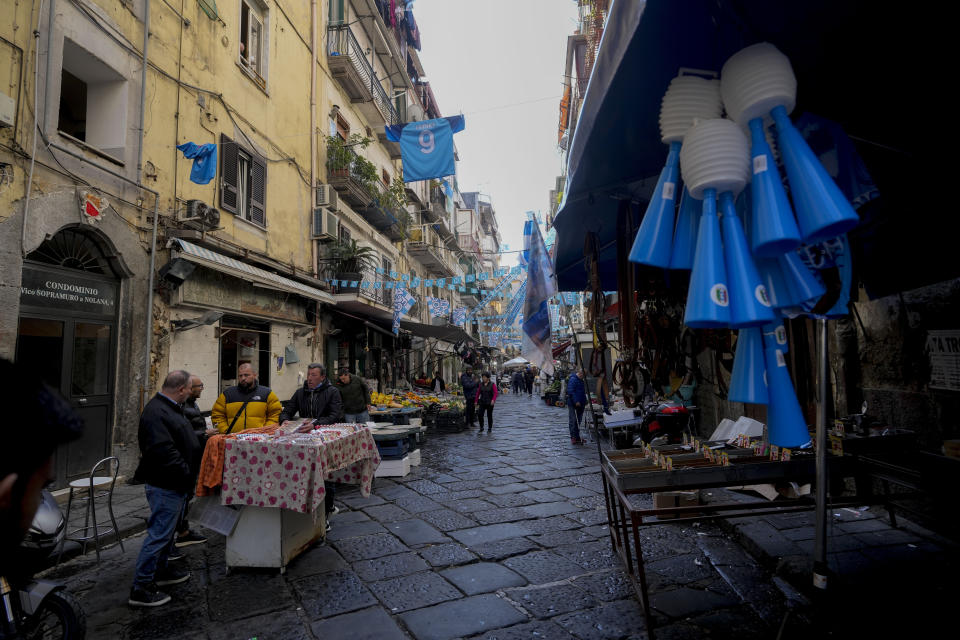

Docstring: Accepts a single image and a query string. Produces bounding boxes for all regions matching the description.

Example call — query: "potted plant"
[326,134,371,179]
[330,239,378,292]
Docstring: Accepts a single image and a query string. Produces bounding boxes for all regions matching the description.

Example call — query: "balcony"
[407,224,454,277]
[327,143,407,241]
[327,25,402,128]
[457,233,481,258]
[429,185,447,221]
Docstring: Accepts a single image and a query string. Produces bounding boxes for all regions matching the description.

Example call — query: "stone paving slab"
[419,542,479,567]
[449,522,534,546]
[400,594,527,640]
[291,569,377,619]
[507,582,598,619]
[333,532,410,562]
[552,598,649,640]
[309,606,408,640]
[441,562,527,595]
[352,551,431,581]
[471,537,542,561]
[468,619,577,640]
[385,518,451,546]
[362,503,413,523]
[418,507,479,531]
[502,551,587,584]
[368,570,463,612]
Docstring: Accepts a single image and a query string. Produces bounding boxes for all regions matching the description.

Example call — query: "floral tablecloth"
[220,424,380,513]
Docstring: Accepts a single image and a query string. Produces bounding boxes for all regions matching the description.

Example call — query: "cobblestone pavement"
[44,392,826,639]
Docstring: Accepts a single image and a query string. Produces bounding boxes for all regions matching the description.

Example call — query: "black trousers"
[465,398,476,425]
[477,404,494,430]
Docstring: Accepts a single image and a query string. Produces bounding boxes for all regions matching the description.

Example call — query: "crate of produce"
[435,410,465,431]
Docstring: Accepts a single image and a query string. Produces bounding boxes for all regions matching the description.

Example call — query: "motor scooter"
[1,489,86,639]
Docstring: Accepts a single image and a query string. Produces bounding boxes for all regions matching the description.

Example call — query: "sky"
[413,0,580,267]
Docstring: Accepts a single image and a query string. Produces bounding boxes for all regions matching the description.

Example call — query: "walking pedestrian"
[335,368,373,423]
[211,363,282,433]
[129,370,203,607]
[524,367,535,397]
[566,368,587,445]
[475,371,498,433]
[512,370,523,395]
[174,376,210,549]
[459,366,479,428]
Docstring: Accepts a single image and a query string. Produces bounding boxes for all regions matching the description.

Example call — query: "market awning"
[330,308,394,339]
[399,320,472,344]
[169,238,334,303]
[552,0,942,295]
[552,340,572,358]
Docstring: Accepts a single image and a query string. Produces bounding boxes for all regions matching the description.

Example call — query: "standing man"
[335,367,373,423]
[432,368,446,397]
[211,363,282,433]
[129,370,202,607]
[565,368,587,445]
[524,367,535,397]
[280,364,344,525]
[459,366,479,429]
[512,370,523,395]
[174,375,210,549]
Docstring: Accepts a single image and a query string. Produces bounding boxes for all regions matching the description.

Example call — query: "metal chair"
[56,456,124,564]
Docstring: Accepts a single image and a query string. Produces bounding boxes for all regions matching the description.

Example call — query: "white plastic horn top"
[679,119,750,199]
[720,42,797,127]
[659,75,722,143]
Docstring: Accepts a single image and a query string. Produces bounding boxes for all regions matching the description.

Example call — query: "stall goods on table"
[197,421,380,513]
[372,391,464,413]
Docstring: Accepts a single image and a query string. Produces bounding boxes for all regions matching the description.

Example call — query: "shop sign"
[927,329,960,391]
[19,266,117,316]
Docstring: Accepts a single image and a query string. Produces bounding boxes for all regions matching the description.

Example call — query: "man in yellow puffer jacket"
[211,363,282,433]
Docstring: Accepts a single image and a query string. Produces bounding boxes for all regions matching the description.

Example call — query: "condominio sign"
[20,266,117,316]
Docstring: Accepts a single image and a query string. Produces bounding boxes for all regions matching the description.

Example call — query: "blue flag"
[386,116,465,182]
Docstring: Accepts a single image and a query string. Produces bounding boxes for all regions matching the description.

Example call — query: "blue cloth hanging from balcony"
[386,115,465,182]
[176,142,217,185]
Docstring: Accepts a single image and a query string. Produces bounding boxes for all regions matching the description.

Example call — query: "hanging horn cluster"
[623,43,861,447]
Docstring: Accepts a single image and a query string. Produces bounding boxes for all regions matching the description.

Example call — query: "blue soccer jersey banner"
[386,115,465,182]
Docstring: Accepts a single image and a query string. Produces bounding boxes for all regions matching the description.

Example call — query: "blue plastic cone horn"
[749,118,801,256]
[763,332,810,447]
[684,189,731,328]
[763,320,789,353]
[720,192,775,327]
[756,258,792,309]
[778,249,826,306]
[630,141,681,267]
[729,327,768,404]
[669,187,700,270]
[771,106,859,243]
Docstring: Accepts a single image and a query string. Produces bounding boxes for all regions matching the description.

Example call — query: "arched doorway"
[16,226,123,487]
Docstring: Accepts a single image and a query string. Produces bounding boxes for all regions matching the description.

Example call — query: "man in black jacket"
[174,375,209,548]
[280,364,344,427]
[279,364,343,520]
[459,366,479,428]
[129,370,202,608]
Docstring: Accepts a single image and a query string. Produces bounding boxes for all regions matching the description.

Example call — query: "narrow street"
[43,392,807,640]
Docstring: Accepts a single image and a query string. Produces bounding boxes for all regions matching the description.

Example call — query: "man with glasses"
[173,376,210,550]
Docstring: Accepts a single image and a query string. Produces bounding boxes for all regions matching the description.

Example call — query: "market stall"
[196,421,380,572]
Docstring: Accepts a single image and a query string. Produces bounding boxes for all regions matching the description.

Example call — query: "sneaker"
[167,550,185,562]
[571,437,586,445]
[155,566,191,586]
[325,520,332,533]
[328,505,341,518]
[174,530,207,547]
[129,583,171,607]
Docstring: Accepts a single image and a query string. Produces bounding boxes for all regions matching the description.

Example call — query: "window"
[334,114,350,141]
[220,133,267,227]
[57,39,128,162]
[382,168,390,186]
[329,0,345,25]
[338,224,351,245]
[239,0,266,86]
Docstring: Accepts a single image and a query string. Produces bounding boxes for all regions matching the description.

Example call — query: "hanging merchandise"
[385,115,465,182]
[721,43,859,244]
[668,188,701,270]
[728,327,768,404]
[630,73,721,268]
[719,190,774,327]
[392,287,416,335]
[176,142,218,185]
[761,324,810,447]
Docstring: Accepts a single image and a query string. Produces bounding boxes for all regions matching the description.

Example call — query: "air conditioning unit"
[179,199,221,231]
[316,184,339,210]
[312,208,338,241]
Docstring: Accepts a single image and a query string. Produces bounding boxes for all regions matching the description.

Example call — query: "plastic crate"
[375,437,409,458]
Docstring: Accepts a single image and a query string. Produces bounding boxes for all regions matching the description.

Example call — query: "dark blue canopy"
[552,0,928,293]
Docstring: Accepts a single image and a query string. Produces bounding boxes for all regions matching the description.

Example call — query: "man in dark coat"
[129,370,202,607]
[279,364,344,426]
[459,366,479,428]
[524,368,535,397]
[335,368,373,423]
[279,364,343,520]
[512,370,523,395]
[565,368,588,445]
[174,375,210,548]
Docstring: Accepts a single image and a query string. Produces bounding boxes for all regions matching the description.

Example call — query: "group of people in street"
[510,367,537,397]
[129,361,373,608]
[459,366,499,433]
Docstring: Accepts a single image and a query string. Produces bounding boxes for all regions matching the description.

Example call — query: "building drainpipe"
[310,0,320,360]
[137,0,151,185]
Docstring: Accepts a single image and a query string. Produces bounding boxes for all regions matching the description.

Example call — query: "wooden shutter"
[220,133,238,214]
[249,153,267,226]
